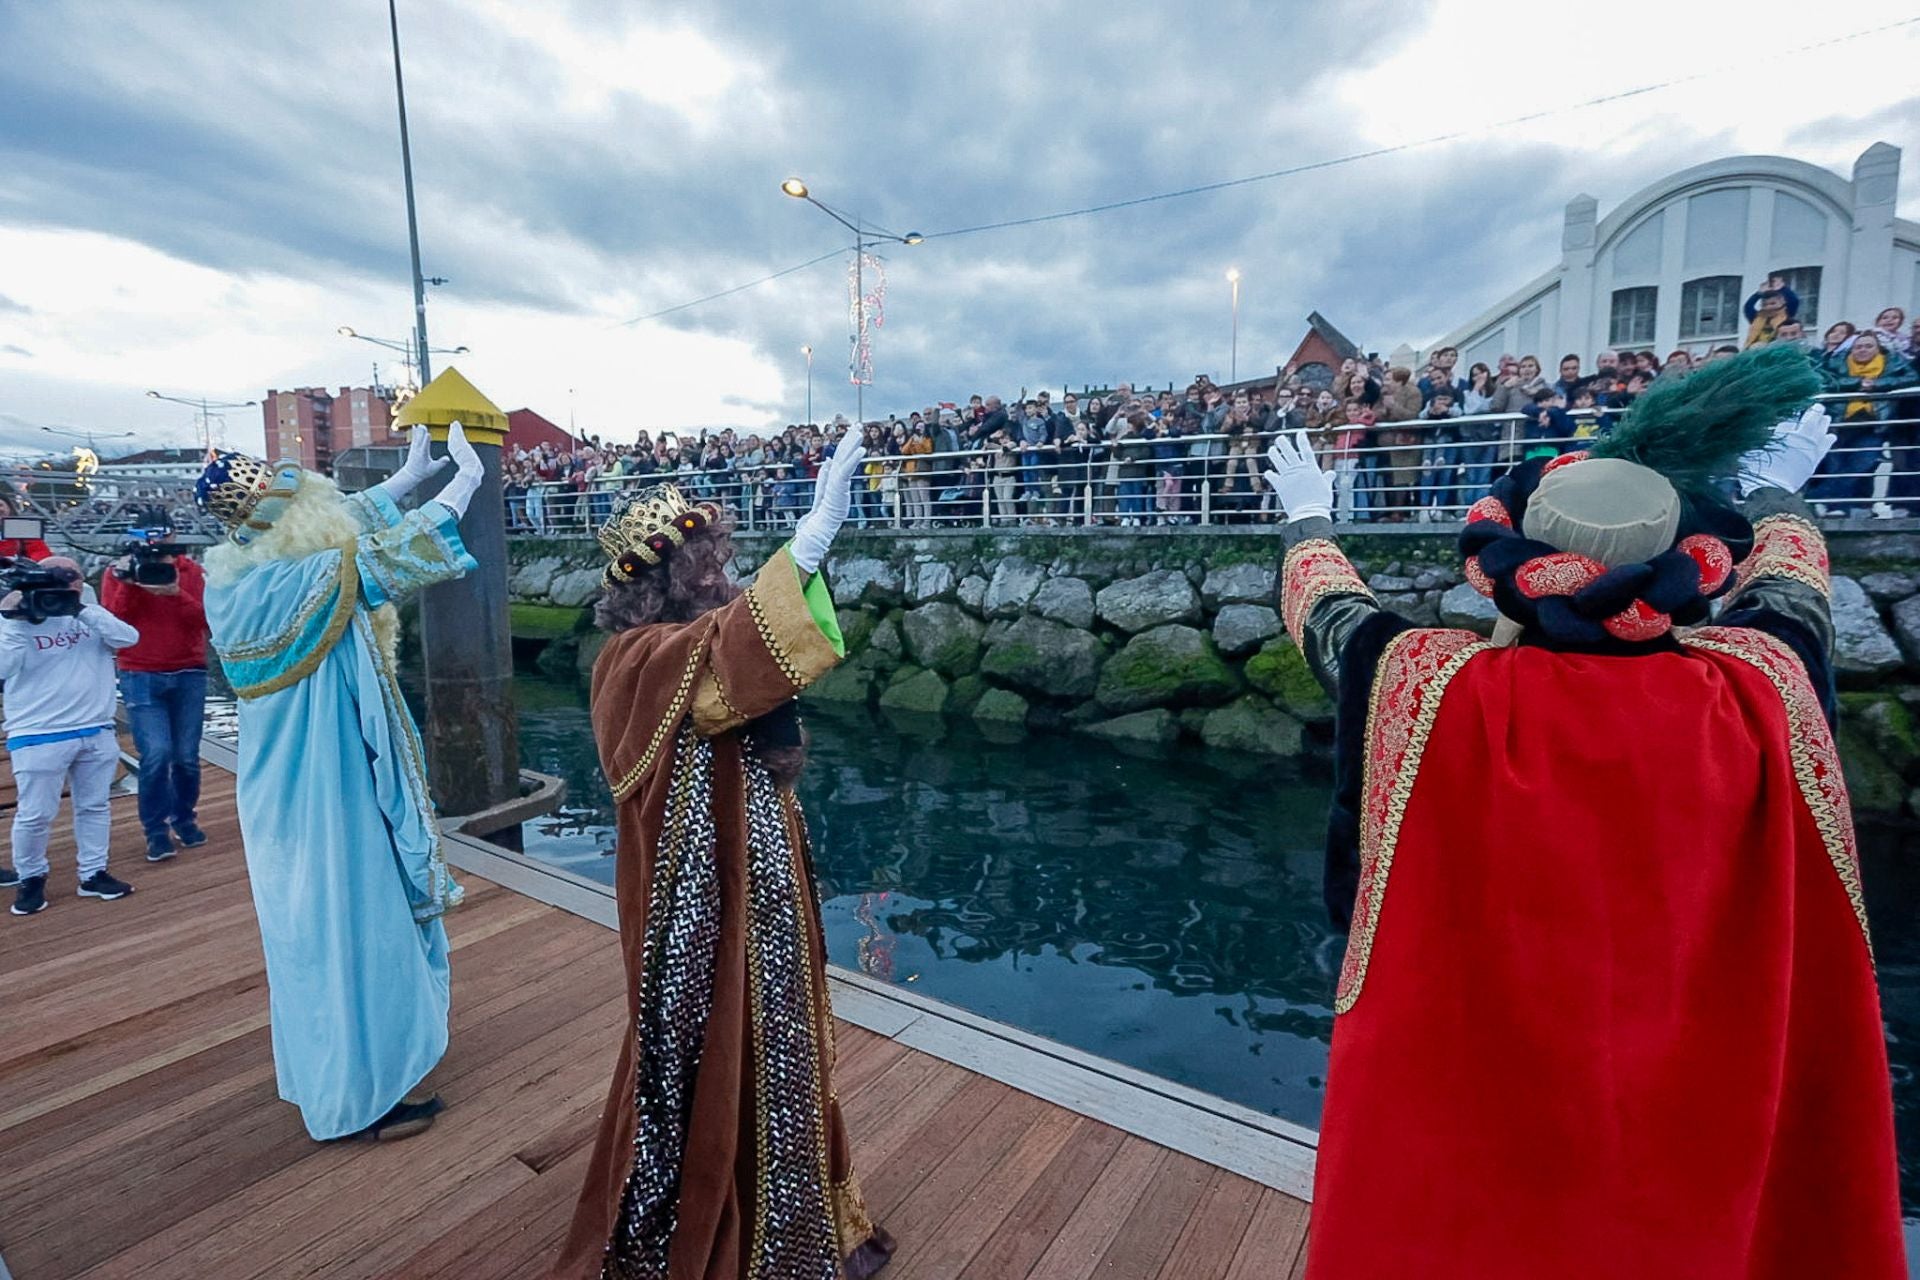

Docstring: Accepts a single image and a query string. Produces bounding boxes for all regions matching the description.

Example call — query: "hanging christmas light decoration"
[847,252,886,387]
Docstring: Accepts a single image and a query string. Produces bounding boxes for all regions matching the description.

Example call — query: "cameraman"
[0,556,139,915]
[101,517,209,862]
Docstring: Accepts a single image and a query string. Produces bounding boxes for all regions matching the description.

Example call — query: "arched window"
[1294,361,1334,390]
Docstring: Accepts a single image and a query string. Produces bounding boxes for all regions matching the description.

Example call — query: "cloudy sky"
[1,0,1917,457]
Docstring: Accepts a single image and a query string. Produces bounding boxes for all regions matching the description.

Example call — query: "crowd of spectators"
[500,282,1920,531]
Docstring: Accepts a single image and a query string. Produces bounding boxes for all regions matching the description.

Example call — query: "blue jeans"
[1810,421,1885,505]
[121,668,207,840]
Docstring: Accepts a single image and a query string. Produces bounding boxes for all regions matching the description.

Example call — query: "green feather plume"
[1589,344,1820,494]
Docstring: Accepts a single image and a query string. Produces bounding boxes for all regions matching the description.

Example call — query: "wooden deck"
[0,764,1313,1279]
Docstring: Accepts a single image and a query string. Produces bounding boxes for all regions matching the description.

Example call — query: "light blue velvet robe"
[206,488,476,1139]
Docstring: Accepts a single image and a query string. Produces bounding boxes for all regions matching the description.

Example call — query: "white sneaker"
[1872,502,1895,519]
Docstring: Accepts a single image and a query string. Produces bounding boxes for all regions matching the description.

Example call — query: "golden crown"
[598,483,721,582]
[194,451,304,545]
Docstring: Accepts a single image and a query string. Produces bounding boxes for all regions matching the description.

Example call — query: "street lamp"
[1226,268,1241,383]
[43,425,135,453]
[145,390,255,451]
[337,326,469,389]
[781,177,922,425]
[801,345,814,424]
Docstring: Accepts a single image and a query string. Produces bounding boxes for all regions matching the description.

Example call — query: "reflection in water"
[515,680,1344,1125]
[509,673,1920,1214]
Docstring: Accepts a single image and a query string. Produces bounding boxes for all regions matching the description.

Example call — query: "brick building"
[261,386,401,474]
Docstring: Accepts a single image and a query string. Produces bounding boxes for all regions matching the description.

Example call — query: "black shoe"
[0,864,16,887]
[172,822,208,848]
[351,1094,444,1143]
[77,871,134,901]
[11,875,47,915]
[146,832,177,862]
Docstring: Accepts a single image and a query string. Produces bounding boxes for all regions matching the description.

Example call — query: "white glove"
[1262,431,1335,522]
[789,437,867,574]
[431,421,484,518]
[379,426,451,503]
[1738,404,1835,497]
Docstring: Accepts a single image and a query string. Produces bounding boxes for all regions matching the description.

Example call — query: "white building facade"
[1436,144,1920,369]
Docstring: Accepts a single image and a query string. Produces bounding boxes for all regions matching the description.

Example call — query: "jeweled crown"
[195,451,303,545]
[598,482,720,583]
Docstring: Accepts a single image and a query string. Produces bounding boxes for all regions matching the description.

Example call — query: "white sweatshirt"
[0,603,140,742]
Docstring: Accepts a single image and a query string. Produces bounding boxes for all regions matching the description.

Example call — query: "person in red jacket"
[0,494,54,562]
[99,511,209,862]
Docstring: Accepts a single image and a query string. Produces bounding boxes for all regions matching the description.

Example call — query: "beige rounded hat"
[1521,458,1681,568]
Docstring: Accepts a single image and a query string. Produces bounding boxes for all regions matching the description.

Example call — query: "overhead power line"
[612,246,850,327]
[612,15,1920,325]
[918,14,1920,241]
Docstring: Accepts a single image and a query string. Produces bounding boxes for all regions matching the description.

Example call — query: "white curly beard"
[205,472,402,669]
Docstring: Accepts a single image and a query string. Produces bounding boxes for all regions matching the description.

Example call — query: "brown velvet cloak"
[550,548,888,1280]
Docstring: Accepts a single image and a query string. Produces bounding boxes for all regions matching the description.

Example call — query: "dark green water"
[510,673,1920,1217]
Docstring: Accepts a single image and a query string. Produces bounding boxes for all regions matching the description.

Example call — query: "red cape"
[1307,627,1904,1280]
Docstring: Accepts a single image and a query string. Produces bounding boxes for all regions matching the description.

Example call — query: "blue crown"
[195,452,303,545]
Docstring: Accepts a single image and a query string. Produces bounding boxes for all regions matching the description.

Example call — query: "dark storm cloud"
[0,1,1904,422]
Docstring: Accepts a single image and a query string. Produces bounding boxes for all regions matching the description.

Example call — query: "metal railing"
[507,389,1920,536]
[4,386,1907,554]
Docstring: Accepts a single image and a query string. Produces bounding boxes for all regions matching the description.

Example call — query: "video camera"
[0,558,81,625]
[113,506,185,587]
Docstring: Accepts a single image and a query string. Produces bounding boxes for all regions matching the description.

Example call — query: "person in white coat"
[0,556,140,915]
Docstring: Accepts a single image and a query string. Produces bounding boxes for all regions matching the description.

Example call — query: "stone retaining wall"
[505,528,1920,820]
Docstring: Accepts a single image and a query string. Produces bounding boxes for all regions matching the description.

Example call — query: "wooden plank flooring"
[0,764,1311,1278]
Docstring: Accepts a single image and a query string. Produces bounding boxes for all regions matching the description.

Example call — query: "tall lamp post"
[145,390,257,451]
[387,0,434,386]
[382,0,516,826]
[780,178,921,426]
[1226,268,1241,383]
[801,345,814,424]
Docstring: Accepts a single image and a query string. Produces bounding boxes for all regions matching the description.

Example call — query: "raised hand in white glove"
[431,421,484,518]
[1263,431,1335,523]
[1738,404,1835,497]
[380,425,452,503]
[789,435,867,575]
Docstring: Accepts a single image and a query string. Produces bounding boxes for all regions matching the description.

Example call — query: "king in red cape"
[1267,345,1906,1279]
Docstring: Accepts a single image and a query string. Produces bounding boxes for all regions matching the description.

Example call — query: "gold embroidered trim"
[830,1176,878,1257]
[1730,513,1829,603]
[358,609,461,919]
[1282,538,1373,649]
[1337,629,1488,1014]
[744,582,807,688]
[607,622,715,803]
[218,557,344,662]
[743,770,837,1276]
[228,557,362,700]
[793,834,836,1265]
[709,668,745,725]
[1684,628,1872,958]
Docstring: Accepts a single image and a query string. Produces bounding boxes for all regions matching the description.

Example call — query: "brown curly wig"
[594,513,809,788]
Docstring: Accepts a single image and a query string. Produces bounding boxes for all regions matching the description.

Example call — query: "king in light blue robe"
[206,486,476,1140]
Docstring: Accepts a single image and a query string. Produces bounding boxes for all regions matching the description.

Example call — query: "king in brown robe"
[551,470,892,1280]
